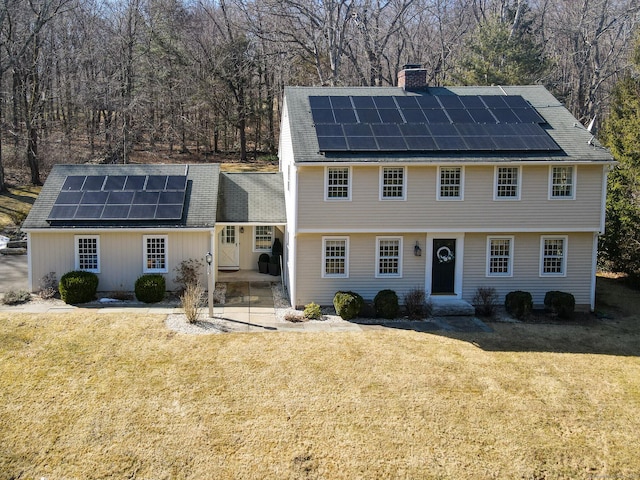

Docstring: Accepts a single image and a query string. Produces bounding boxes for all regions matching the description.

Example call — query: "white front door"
[218,226,239,270]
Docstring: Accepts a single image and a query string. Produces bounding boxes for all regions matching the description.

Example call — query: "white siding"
[29,230,211,292]
[297,164,604,232]
[462,232,595,308]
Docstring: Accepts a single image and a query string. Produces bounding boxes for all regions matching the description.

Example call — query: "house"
[23,164,285,292]
[23,66,613,313]
[278,66,614,311]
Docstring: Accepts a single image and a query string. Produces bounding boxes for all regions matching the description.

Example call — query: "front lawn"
[1,277,639,479]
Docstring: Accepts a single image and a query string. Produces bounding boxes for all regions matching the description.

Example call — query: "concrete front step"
[430,297,475,316]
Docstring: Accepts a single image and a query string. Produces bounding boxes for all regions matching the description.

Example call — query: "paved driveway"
[0,254,28,293]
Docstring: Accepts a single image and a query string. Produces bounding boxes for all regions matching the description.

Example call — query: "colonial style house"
[278,67,614,311]
[24,66,613,312]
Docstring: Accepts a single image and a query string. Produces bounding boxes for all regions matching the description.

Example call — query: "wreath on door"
[436,246,455,263]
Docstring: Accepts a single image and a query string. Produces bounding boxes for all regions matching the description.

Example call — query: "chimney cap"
[402,63,422,70]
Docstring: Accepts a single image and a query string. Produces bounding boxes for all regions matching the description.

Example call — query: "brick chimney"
[398,64,428,91]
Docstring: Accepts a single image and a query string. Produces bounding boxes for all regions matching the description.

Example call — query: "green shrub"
[135,274,166,303]
[404,288,427,319]
[473,287,499,316]
[505,290,533,319]
[333,291,364,320]
[59,270,99,304]
[303,302,322,320]
[374,289,399,319]
[544,291,575,319]
[2,289,31,305]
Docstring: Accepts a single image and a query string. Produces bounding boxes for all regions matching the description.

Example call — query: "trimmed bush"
[404,288,427,319]
[303,302,322,320]
[544,291,575,319]
[505,290,533,319]
[135,274,166,303]
[2,289,31,305]
[59,270,99,304]
[374,289,399,319]
[473,287,499,316]
[333,291,364,320]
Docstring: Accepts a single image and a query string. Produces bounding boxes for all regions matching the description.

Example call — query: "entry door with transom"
[431,239,456,294]
[218,226,239,270]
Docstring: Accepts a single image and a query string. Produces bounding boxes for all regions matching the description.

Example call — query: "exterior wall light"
[414,241,422,257]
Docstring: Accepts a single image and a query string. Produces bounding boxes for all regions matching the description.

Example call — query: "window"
[322,237,348,278]
[494,167,520,200]
[540,236,567,276]
[380,167,406,200]
[144,235,168,273]
[487,237,513,277]
[438,166,463,200]
[549,166,575,199]
[75,235,100,273]
[376,237,402,277]
[254,226,274,252]
[326,167,351,200]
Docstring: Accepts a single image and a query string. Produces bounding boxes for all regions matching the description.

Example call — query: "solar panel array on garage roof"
[309,95,560,153]
[47,174,188,221]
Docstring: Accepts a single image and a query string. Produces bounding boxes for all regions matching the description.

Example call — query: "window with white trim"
[326,167,351,200]
[549,166,575,199]
[144,235,168,273]
[322,237,348,278]
[380,167,405,200]
[438,166,463,200]
[487,236,513,277]
[494,167,520,200]
[75,235,100,273]
[254,226,274,252]
[376,237,402,277]
[540,236,567,276]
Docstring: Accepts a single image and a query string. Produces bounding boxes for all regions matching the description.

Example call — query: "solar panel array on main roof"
[47,174,187,221]
[309,95,560,153]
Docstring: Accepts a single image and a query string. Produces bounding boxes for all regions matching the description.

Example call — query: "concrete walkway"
[0,280,492,334]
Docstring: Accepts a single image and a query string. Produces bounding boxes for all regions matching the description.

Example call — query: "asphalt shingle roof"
[283,85,614,164]
[23,163,220,230]
[216,173,286,223]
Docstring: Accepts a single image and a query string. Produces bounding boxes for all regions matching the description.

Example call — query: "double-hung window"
[376,237,402,278]
[254,226,273,252]
[494,167,520,200]
[438,166,463,200]
[549,166,575,199]
[540,236,567,276]
[322,237,348,278]
[326,167,351,200]
[487,237,513,277]
[75,235,100,273]
[144,235,168,273]
[380,167,406,200]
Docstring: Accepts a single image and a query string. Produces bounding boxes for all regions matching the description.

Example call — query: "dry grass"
[1,277,639,479]
[0,186,40,228]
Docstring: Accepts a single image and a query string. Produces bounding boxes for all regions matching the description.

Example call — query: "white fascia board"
[296,227,601,234]
[22,227,216,234]
[295,159,616,168]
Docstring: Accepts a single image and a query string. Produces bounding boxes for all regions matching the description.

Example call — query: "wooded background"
[0,0,638,188]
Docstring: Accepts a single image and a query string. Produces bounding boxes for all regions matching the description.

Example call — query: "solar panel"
[308,94,558,154]
[48,174,188,222]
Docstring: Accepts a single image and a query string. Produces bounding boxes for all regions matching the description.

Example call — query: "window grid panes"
[255,226,273,251]
[378,239,400,276]
[382,167,404,199]
[543,238,565,274]
[324,239,347,276]
[145,236,167,272]
[440,167,461,198]
[327,167,349,199]
[77,237,99,272]
[489,238,511,275]
[496,167,519,198]
[551,166,573,198]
